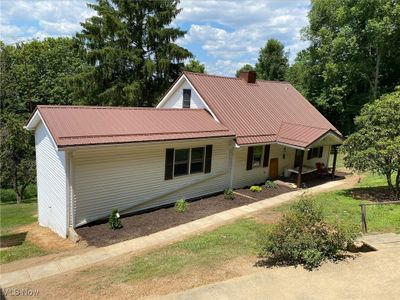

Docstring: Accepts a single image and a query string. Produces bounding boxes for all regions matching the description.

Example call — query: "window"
[253,145,263,167]
[174,149,189,176]
[183,89,191,108]
[307,146,323,160]
[190,147,205,173]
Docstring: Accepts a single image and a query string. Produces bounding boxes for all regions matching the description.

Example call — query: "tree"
[235,64,255,78]
[288,0,400,134]
[255,39,288,81]
[0,114,36,203]
[74,0,192,107]
[184,59,205,73]
[0,38,88,115]
[342,87,400,199]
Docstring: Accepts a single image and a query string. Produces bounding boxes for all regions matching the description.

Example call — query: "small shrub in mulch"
[250,185,262,193]
[109,209,123,230]
[175,198,188,213]
[257,197,357,270]
[264,180,277,189]
[224,188,235,200]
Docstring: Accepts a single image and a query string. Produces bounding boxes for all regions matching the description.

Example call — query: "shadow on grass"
[0,232,28,247]
[341,186,397,202]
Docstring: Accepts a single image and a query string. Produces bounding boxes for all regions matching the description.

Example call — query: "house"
[26,71,343,237]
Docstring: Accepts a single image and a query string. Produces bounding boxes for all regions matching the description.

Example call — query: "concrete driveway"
[158,239,400,300]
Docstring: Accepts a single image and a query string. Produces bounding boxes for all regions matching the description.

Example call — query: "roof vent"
[239,71,256,84]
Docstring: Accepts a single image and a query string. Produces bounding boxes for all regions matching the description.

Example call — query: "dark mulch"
[342,186,397,202]
[76,185,295,247]
[235,185,294,200]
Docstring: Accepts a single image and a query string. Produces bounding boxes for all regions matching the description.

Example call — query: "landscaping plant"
[175,198,188,213]
[265,180,277,188]
[109,209,123,230]
[250,185,262,193]
[224,188,235,200]
[258,197,356,270]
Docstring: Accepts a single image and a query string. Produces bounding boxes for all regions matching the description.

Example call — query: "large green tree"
[74,0,192,107]
[342,87,400,199]
[0,38,88,115]
[255,39,288,81]
[288,0,400,134]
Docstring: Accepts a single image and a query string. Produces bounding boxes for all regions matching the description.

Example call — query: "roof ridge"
[37,105,205,111]
[183,71,290,84]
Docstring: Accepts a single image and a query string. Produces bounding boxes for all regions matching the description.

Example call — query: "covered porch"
[275,124,344,187]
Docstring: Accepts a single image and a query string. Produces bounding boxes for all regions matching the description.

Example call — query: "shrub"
[23,184,37,199]
[109,209,123,230]
[257,197,356,270]
[175,198,188,213]
[224,188,235,200]
[250,185,262,193]
[265,180,277,188]
[0,189,17,203]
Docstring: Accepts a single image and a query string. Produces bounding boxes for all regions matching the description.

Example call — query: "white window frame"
[252,145,264,168]
[172,146,206,178]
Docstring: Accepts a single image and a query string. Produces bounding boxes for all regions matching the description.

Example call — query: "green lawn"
[115,219,268,282]
[0,199,48,264]
[276,172,400,233]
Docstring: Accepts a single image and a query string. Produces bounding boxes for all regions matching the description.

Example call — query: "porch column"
[297,149,304,187]
[331,146,338,179]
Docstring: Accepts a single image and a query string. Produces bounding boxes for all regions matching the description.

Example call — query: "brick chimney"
[239,71,256,84]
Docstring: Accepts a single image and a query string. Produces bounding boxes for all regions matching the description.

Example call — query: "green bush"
[258,197,356,270]
[265,180,277,188]
[175,198,188,213]
[23,184,37,199]
[250,185,262,193]
[0,189,17,203]
[224,188,235,200]
[109,209,123,230]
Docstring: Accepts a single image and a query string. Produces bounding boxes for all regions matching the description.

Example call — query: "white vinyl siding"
[161,80,205,109]
[71,139,231,227]
[232,144,297,188]
[35,122,68,237]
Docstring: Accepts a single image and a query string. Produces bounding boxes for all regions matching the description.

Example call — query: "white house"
[26,71,343,237]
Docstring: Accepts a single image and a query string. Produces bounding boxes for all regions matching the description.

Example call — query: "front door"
[269,158,279,179]
[294,149,303,168]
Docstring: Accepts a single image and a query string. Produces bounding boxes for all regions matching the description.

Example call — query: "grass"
[0,198,47,264]
[116,219,268,282]
[276,172,400,233]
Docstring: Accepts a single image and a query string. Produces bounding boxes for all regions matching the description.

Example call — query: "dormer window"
[183,89,191,108]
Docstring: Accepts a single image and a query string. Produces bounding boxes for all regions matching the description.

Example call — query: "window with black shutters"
[190,147,205,173]
[174,149,189,176]
[307,146,324,160]
[183,89,191,108]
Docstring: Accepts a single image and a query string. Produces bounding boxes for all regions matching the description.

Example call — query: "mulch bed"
[76,186,294,247]
[235,185,294,200]
[343,186,397,202]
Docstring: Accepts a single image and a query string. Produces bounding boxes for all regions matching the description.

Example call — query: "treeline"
[1,0,399,201]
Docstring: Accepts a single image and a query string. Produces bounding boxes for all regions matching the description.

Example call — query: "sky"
[0,0,310,76]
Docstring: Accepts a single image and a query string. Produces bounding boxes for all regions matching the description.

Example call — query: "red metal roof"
[184,72,341,147]
[33,106,234,148]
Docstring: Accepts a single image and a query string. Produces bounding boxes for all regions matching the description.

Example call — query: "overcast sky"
[0,0,310,76]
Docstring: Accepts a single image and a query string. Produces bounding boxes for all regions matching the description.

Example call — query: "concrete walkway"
[0,180,347,288]
[158,235,400,300]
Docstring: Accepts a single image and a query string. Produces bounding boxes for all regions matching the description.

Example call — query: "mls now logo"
[2,287,39,297]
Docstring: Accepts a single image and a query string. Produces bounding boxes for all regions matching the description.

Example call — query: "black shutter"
[165,148,174,180]
[246,146,254,170]
[263,145,270,167]
[307,149,312,160]
[205,145,213,173]
[318,147,323,158]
